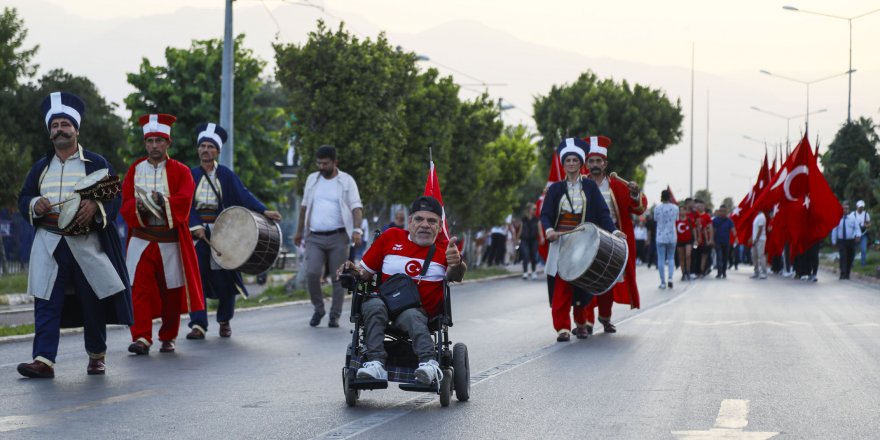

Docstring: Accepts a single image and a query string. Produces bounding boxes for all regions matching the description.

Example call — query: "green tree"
[821,118,880,208]
[444,93,504,229]
[533,71,684,180]
[472,125,537,226]
[274,21,417,205]
[0,7,38,91]
[126,36,288,204]
[0,135,28,207]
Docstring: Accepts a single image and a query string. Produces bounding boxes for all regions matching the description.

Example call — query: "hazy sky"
[19,0,880,205]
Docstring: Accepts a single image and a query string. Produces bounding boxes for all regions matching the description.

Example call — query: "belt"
[132,226,179,243]
[311,227,346,236]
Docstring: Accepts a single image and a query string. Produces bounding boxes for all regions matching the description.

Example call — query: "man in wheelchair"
[337,196,466,385]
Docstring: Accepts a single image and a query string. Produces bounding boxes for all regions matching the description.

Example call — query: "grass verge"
[0,274,28,295]
[0,324,35,337]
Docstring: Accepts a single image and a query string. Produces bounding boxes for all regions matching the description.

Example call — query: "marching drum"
[57,193,92,236]
[75,169,121,202]
[209,207,282,275]
[556,222,628,295]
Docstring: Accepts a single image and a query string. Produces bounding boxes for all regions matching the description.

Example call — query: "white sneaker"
[522,273,529,280]
[356,360,387,380]
[414,359,443,385]
[530,272,538,281]
[658,283,667,289]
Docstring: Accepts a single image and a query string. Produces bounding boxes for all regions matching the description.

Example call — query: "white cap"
[856,200,865,208]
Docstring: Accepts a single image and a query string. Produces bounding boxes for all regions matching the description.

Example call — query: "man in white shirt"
[294,145,363,328]
[853,200,871,267]
[750,209,768,279]
[831,201,861,280]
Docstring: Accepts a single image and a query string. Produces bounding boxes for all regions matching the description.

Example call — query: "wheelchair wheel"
[453,342,470,402]
[342,368,359,407]
[439,368,453,407]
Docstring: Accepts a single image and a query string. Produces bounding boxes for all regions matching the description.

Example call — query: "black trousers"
[520,239,538,272]
[715,243,730,276]
[489,233,506,266]
[838,239,856,277]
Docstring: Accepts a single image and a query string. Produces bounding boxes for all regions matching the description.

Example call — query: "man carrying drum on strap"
[583,135,647,334]
[185,122,282,340]
[541,138,618,342]
[16,92,133,378]
[122,114,204,355]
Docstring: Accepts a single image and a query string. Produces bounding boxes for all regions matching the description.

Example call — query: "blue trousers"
[859,235,868,266]
[188,239,239,330]
[33,239,107,363]
[656,242,676,283]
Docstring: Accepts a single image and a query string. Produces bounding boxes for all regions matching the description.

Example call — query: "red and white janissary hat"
[583,135,612,159]
[138,113,177,140]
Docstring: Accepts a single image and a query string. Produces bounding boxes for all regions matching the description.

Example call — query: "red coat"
[592,176,647,309]
[122,156,204,315]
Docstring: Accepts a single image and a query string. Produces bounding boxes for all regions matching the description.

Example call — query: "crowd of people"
[13,90,874,380]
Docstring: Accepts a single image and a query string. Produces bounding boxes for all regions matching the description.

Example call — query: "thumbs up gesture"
[446,236,461,267]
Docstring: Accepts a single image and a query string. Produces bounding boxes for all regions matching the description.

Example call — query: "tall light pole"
[758,69,853,131]
[689,43,694,197]
[749,106,827,149]
[783,5,880,123]
[219,0,235,169]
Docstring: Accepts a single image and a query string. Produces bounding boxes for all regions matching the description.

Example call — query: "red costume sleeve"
[120,159,144,229]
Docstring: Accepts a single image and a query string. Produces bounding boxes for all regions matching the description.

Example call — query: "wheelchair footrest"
[399,382,436,393]
[350,378,389,390]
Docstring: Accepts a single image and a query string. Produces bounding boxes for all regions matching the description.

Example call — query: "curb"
[0,272,522,344]
[0,293,33,307]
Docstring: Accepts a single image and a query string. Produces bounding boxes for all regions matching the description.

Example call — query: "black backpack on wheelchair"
[339,231,470,407]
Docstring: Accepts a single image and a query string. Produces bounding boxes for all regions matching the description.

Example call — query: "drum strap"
[201,171,224,210]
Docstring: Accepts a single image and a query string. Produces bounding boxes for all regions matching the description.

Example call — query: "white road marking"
[0,415,38,433]
[672,399,779,439]
[311,281,697,440]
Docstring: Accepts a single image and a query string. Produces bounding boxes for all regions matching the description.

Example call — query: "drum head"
[557,223,600,283]
[211,207,261,270]
[74,169,109,191]
[58,193,82,229]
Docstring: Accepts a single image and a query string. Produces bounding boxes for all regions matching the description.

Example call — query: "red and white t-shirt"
[360,228,448,317]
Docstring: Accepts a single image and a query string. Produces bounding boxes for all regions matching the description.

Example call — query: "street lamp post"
[783,5,880,123]
[758,69,853,131]
[749,106,827,149]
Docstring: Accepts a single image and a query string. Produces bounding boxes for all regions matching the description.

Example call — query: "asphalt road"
[0,266,878,439]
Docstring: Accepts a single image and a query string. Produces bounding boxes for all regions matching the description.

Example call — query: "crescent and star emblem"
[677,222,687,233]
[783,165,808,201]
[404,260,422,276]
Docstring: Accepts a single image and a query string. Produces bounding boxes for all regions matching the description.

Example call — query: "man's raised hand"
[446,236,461,266]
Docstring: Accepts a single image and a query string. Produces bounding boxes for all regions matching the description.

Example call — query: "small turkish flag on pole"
[424,160,451,244]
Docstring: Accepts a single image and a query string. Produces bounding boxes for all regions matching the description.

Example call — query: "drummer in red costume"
[540,138,618,342]
[582,135,647,334]
[122,114,204,355]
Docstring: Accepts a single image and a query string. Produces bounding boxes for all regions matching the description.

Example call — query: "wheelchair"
[339,271,470,407]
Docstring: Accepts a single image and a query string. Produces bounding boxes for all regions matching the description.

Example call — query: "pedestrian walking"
[185,122,282,340]
[712,205,736,279]
[750,209,768,279]
[653,190,678,289]
[123,113,204,355]
[832,201,860,280]
[294,145,364,328]
[853,200,871,266]
[519,203,540,280]
[16,92,132,378]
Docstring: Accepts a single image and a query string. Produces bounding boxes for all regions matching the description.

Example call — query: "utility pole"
[689,43,694,197]
[219,0,235,169]
[705,89,710,191]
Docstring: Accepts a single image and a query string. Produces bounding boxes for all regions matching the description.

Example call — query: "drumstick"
[49,197,77,208]
[201,237,223,257]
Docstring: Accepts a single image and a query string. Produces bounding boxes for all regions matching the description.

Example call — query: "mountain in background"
[9,0,879,202]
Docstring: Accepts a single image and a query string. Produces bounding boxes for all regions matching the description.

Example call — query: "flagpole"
[689,42,695,197]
